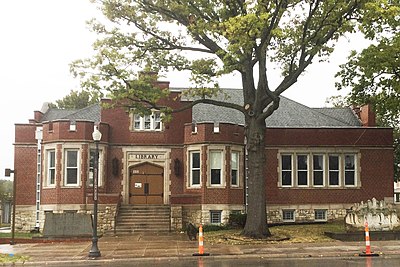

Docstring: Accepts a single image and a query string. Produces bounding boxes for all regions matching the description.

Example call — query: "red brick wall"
[13,96,393,209]
[266,128,392,147]
[169,148,185,195]
[14,146,37,205]
[101,92,192,145]
[106,147,124,194]
[184,123,245,145]
[262,127,393,205]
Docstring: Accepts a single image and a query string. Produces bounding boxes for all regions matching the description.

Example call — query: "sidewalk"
[1,232,399,265]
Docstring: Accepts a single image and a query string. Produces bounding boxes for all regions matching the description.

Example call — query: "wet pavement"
[0,232,399,265]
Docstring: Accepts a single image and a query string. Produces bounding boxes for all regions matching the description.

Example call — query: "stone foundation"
[267,204,349,223]
[15,204,117,233]
[15,203,365,233]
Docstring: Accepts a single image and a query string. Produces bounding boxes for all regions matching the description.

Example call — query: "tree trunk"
[242,116,271,238]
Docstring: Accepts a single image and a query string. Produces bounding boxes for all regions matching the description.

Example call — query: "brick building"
[12,81,394,233]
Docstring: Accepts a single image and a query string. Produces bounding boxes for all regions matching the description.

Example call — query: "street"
[32,255,400,267]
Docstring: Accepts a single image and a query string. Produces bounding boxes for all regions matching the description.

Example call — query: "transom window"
[189,151,201,187]
[280,151,358,188]
[64,149,79,186]
[133,111,162,131]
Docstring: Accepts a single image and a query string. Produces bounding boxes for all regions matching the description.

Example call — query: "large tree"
[335,2,400,181]
[51,89,102,109]
[71,0,395,238]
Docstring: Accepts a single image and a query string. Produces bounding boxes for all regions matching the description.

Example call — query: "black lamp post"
[5,168,16,245]
[89,127,101,258]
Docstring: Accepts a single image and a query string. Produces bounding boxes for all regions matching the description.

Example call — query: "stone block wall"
[182,205,202,228]
[14,206,36,232]
[267,204,349,223]
[15,204,117,233]
[171,205,183,231]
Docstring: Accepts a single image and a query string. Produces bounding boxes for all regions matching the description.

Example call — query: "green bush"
[203,224,231,232]
[229,213,247,228]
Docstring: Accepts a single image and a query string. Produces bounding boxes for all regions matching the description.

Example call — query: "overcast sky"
[0,0,367,178]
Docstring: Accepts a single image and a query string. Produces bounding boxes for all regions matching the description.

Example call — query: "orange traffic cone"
[359,221,379,257]
[193,224,210,256]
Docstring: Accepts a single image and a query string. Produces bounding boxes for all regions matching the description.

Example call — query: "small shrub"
[203,224,231,232]
[229,213,247,228]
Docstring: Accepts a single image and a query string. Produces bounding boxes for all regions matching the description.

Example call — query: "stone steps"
[113,205,171,234]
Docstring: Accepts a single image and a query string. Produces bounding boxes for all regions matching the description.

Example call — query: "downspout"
[34,126,43,231]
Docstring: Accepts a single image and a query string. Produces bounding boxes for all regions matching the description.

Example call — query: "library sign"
[128,152,165,161]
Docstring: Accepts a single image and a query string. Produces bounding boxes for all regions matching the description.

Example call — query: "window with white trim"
[231,151,239,187]
[210,210,222,224]
[189,151,201,187]
[282,210,295,222]
[133,111,162,131]
[328,155,340,186]
[47,150,56,186]
[281,155,292,186]
[279,151,358,188]
[297,154,308,186]
[344,154,356,186]
[88,149,103,187]
[314,209,327,221]
[64,149,79,186]
[210,150,223,186]
[395,193,400,203]
[313,155,324,186]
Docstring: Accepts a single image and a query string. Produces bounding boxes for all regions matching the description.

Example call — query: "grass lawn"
[204,220,346,245]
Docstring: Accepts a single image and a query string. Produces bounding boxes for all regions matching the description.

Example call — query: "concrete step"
[114,205,171,234]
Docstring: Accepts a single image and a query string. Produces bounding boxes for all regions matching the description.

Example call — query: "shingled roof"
[39,103,101,123]
[38,89,362,128]
[191,88,362,128]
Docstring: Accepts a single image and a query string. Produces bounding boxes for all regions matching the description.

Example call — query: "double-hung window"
[280,151,358,188]
[313,155,324,186]
[297,155,308,186]
[328,155,340,186]
[281,155,293,186]
[231,151,239,187]
[65,149,79,186]
[190,151,201,187]
[210,150,223,186]
[344,154,356,186]
[47,150,56,186]
[133,111,162,131]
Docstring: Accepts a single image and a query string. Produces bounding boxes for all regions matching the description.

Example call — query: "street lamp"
[89,126,101,258]
[4,168,16,245]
